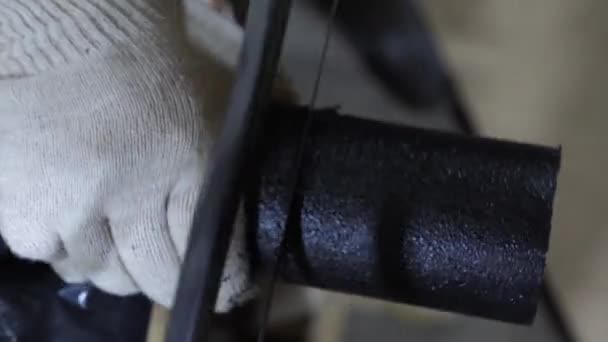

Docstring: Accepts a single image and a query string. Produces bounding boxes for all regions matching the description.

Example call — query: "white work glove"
[0,0,252,311]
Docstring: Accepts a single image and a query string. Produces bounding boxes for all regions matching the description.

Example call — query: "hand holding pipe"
[0,104,559,326]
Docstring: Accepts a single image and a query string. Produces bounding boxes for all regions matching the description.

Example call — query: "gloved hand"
[0,0,252,311]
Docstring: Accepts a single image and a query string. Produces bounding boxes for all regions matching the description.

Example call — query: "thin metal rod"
[308,0,341,107]
[255,1,341,341]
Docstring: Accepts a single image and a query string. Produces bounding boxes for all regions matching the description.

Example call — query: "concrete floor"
[280,1,569,341]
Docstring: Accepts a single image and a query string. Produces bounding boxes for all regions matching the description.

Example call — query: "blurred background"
[266,0,607,341]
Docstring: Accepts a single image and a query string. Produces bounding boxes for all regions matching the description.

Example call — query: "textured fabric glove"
[0,0,251,311]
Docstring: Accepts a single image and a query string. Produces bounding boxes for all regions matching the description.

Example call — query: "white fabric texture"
[0,0,252,311]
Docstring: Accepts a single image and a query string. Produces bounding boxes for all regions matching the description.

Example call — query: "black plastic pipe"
[245,106,560,324]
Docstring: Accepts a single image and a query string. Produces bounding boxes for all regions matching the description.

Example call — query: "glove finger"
[52,257,88,283]
[167,153,207,260]
[109,197,180,307]
[0,204,66,262]
[167,178,202,261]
[55,215,138,295]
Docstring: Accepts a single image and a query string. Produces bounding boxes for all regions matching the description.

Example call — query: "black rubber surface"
[246,106,561,324]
